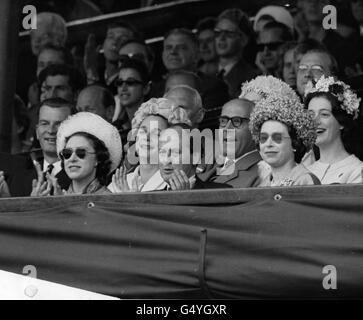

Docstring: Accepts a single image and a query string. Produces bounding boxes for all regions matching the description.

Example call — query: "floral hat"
[131,97,192,131]
[239,75,300,104]
[304,76,361,120]
[249,94,317,150]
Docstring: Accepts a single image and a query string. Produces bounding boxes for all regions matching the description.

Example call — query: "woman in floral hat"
[109,98,191,192]
[250,94,320,186]
[304,76,363,184]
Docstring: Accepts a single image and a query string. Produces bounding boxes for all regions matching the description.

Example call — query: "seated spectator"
[280,41,298,89]
[158,124,232,190]
[296,48,338,98]
[32,112,122,196]
[164,70,201,94]
[195,17,219,76]
[151,28,229,120]
[240,75,300,104]
[249,94,320,186]
[215,8,259,97]
[26,45,74,146]
[253,5,295,35]
[109,98,191,193]
[163,85,204,129]
[256,21,294,78]
[17,12,68,105]
[0,171,10,198]
[113,58,151,146]
[8,98,73,197]
[198,99,261,187]
[305,76,363,184]
[296,0,358,71]
[39,64,86,103]
[118,39,155,77]
[76,85,115,123]
[83,21,141,94]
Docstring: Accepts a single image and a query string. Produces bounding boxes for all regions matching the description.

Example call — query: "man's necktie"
[47,164,54,175]
[216,69,225,80]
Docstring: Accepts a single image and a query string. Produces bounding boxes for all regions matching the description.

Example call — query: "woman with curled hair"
[31,112,122,196]
[305,76,363,184]
[249,94,320,186]
[109,98,191,192]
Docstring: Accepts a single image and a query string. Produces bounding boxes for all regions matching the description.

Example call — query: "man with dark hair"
[83,20,142,94]
[8,98,73,196]
[215,8,260,98]
[76,85,115,123]
[256,21,294,77]
[195,17,219,76]
[152,27,229,129]
[39,64,86,103]
[118,38,155,76]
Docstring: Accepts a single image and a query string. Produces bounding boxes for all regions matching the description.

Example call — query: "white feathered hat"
[57,112,122,173]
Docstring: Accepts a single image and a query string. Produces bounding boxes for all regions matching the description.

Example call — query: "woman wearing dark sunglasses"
[250,94,320,186]
[31,112,122,196]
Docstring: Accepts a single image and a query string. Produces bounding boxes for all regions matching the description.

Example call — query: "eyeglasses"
[115,78,144,87]
[257,42,284,52]
[60,148,96,160]
[259,133,291,144]
[214,28,241,38]
[298,64,325,77]
[219,116,249,128]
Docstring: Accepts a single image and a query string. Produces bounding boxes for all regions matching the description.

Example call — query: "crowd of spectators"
[1,0,363,198]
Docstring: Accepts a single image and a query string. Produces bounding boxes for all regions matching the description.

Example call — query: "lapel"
[213,150,262,184]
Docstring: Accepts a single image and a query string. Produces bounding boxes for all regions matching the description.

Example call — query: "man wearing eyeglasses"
[296,48,338,97]
[256,21,293,77]
[215,8,259,98]
[8,98,72,197]
[198,99,261,188]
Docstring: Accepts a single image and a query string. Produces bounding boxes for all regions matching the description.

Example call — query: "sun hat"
[57,112,122,173]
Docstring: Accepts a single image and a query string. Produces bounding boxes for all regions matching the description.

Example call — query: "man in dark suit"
[8,98,73,197]
[198,99,261,188]
[215,9,260,98]
[151,28,229,128]
[159,124,231,190]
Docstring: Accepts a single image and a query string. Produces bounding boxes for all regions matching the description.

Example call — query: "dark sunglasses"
[214,28,241,38]
[257,42,284,52]
[60,148,96,160]
[259,133,291,144]
[219,116,249,128]
[115,78,144,87]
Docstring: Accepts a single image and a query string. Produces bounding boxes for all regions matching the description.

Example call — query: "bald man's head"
[164,85,203,127]
[219,98,255,159]
[76,85,115,122]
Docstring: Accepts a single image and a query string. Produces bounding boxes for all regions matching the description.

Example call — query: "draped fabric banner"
[0,185,363,299]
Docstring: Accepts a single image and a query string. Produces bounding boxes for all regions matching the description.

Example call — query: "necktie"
[216,69,225,79]
[47,164,54,175]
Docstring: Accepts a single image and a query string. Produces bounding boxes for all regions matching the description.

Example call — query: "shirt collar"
[218,60,238,75]
[43,159,62,176]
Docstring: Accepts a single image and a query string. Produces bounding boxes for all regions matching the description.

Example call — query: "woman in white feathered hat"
[30,112,123,196]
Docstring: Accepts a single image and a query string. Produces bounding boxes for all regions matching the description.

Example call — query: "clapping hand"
[112,166,140,193]
[167,170,191,191]
[30,161,51,197]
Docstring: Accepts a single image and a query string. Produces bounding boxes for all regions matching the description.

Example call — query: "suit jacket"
[193,176,232,190]
[7,152,71,197]
[223,58,260,98]
[198,150,262,188]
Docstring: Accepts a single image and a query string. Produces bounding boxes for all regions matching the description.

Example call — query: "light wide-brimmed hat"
[57,112,122,173]
[253,5,294,34]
